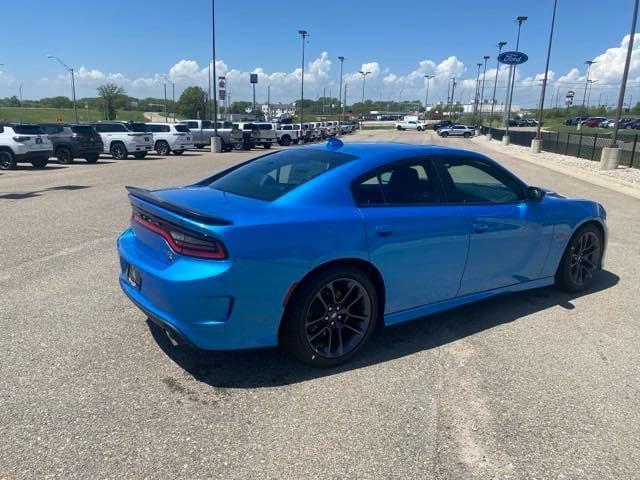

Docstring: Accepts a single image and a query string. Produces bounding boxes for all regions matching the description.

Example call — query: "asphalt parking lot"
[1,130,639,479]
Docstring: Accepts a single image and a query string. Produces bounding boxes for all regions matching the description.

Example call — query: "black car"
[564,116,588,126]
[40,123,104,164]
[432,120,453,131]
[619,118,636,129]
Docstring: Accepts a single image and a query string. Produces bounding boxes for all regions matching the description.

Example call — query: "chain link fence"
[480,127,639,169]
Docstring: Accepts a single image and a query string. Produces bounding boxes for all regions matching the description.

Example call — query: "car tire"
[396,126,402,131]
[56,146,74,164]
[417,126,424,131]
[293,140,300,145]
[262,143,272,149]
[555,224,603,292]
[85,154,100,163]
[155,140,171,155]
[195,144,205,149]
[463,132,471,138]
[0,150,16,170]
[281,266,378,367]
[280,135,291,146]
[110,142,128,160]
[31,158,48,168]
[441,132,449,137]
[133,152,147,159]
[173,149,184,155]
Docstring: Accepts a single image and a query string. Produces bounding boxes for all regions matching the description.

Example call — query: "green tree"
[39,96,73,109]
[97,83,126,120]
[177,86,206,118]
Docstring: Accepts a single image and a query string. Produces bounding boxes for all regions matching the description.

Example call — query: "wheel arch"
[279,257,387,339]
[0,146,15,156]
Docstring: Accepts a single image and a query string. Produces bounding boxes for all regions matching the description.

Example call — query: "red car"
[582,117,607,128]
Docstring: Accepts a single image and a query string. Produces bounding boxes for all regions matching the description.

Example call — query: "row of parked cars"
[0,119,358,170]
[564,116,640,129]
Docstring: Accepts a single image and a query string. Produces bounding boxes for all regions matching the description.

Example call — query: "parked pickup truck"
[178,120,242,152]
[234,122,278,150]
[395,119,426,131]
[272,123,300,146]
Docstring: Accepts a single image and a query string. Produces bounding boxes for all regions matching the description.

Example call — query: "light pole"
[47,55,78,123]
[211,0,219,147]
[605,0,638,168]
[337,56,345,126]
[504,16,527,140]
[163,82,168,122]
[424,74,435,118]
[298,30,309,126]
[582,60,596,109]
[358,70,371,104]
[489,41,507,131]
[535,0,558,142]
[586,80,597,108]
[473,62,482,122]
[478,56,490,125]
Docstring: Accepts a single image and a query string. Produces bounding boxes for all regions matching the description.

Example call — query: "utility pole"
[47,55,78,123]
[298,30,309,126]
[582,60,596,109]
[337,56,345,126]
[343,83,348,121]
[322,86,326,114]
[473,62,482,122]
[163,83,168,122]
[478,56,489,125]
[504,16,527,140]
[359,70,371,103]
[424,74,435,118]
[535,0,558,142]
[211,0,219,147]
[489,41,507,131]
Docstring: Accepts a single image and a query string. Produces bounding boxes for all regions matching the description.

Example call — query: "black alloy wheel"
[556,225,603,292]
[0,151,16,170]
[110,143,128,160]
[56,147,73,164]
[156,140,171,155]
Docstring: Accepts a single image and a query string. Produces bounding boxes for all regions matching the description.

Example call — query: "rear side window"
[206,149,357,201]
[71,125,95,135]
[184,122,198,129]
[174,125,189,133]
[128,122,150,132]
[353,161,439,205]
[201,121,213,129]
[96,123,127,132]
[13,125,45,135]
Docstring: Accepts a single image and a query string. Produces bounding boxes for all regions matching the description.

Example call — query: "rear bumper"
[15,150,53,162]
[117,228,301,350]
[72,145,103,157]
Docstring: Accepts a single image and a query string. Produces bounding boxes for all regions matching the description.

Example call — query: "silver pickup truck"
[178,120,242,152]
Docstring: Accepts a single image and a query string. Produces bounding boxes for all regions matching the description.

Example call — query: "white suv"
[146,123,194,155]
[0,123,53,170]
[90,121,153,159]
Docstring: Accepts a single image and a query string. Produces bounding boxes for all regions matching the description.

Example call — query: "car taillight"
[13,136,30,142]
[132,211,227,260]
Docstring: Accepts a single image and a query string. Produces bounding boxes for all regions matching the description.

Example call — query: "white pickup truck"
[178,120,242,152]
[238,122,278,149]
[395,119,426,131]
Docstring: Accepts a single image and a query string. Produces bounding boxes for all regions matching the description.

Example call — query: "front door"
[433,155,554,295]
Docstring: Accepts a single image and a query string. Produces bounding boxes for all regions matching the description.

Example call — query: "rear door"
[354,158,469,316]
[433,154,554,295]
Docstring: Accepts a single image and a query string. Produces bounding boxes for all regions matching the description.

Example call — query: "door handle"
[375,225,393,236]
[473,223,489,233]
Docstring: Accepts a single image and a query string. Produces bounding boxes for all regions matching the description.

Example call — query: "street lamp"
[535,0,558,141]
[504,16,527,140]
[582,60,596,109]
[358,70,371,104]
[424,74,435,118]
[586,79,597,108]
[211,0,219,141]
[298,30,309,127]
[606,0,638,166]
[478,56,490,125]
[337,56,345,127]
[473,63,482,122]
[47,54,78,123]
[489,41,507,131]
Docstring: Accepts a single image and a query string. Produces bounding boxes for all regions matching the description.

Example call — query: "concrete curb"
[471,137,640,201]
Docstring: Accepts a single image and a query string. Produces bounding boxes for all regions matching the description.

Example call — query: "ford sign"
[498,51,529,65]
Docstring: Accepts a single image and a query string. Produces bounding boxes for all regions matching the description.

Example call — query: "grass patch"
[0,107,148,123]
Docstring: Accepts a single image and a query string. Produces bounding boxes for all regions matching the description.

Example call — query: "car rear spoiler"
[125,186,232,226]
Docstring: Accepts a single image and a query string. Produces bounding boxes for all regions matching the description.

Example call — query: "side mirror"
[526,186,545,202]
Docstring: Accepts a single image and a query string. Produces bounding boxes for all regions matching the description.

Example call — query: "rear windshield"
[207,149,357,201]
[174,124,190,133]
[127,122,150,132]
[12,124,44,135]
[71,125,95,135]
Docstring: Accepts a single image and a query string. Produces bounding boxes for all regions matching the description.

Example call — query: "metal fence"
[480,127,639,169]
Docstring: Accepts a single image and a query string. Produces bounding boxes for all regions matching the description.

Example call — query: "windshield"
[206,149,357,201]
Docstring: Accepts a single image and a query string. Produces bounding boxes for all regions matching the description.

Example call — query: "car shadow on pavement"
[0,184,90,200]
[149,270,619,389]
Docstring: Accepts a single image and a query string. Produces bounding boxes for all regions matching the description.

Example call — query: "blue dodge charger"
[118,140,607,366]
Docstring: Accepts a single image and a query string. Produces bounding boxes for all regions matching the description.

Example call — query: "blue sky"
[0,0,638,107]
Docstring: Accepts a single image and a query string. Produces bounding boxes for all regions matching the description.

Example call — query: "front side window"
[353,161,439,206]
[206,149,357,201]
[438,158,523,204]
